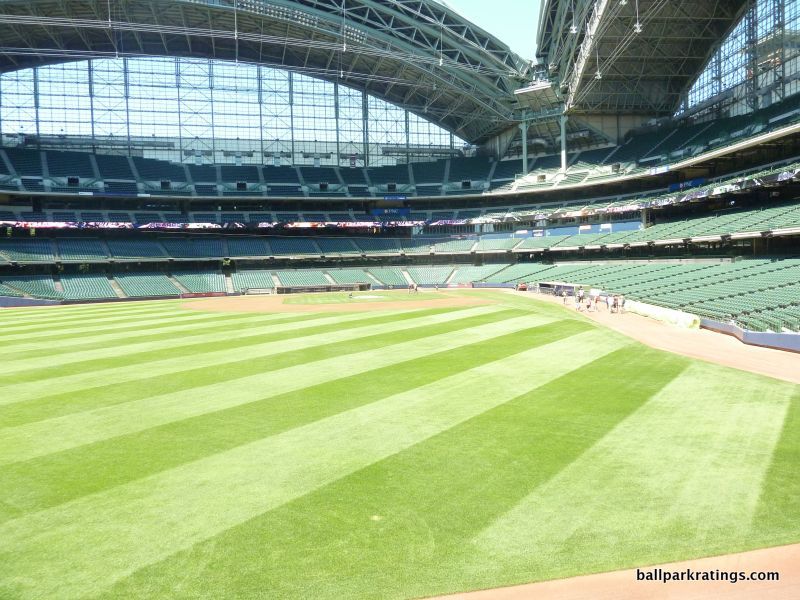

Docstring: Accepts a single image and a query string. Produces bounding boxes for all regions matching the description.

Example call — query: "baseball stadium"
[0,0,799,598]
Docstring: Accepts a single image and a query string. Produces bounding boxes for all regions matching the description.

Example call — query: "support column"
[519,121,528,175]
[560,112,568,173]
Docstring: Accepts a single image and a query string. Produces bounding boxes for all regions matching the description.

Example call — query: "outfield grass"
[0,291,797,599]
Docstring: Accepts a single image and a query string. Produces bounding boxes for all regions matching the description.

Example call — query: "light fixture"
[634,0,642,33]
[595,46,601,79]
[570,0,578,34]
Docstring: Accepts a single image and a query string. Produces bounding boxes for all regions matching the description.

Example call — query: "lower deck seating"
[172,271,226,293]
[326,269,373,285]
[405,266,454,285]
[0,275,62,299]
[114,273,181,297]
[231,270,275,292]
[60,274,118,300]
[275,270,329,287]
[367,268,407,287]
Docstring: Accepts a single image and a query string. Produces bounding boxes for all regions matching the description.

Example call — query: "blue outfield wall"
[0,296,61,308]
[701,318,800,353]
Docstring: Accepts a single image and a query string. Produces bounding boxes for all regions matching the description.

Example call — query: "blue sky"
[443,0,541,60]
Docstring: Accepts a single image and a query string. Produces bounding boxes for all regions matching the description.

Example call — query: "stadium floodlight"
[569,0,578,34]
[634,0,642,33]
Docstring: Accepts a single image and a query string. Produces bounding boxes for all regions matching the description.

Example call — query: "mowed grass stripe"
[0,319,590,521]
[0,306,493,404]
[0,301,191,332]
[0,309,406,375]
[0,311,329,360]
[102,346,689,600]
[0,307,263,342]
[0,329,624,600]
[0,300,185,326]
[750,390,800,544]
[0,311,544,464]
[0,308,524,428]
[470,362,795,581]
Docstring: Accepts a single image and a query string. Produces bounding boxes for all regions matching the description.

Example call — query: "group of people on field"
[561,287,625,314]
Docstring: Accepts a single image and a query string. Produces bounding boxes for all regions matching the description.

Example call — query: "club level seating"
[431,239,475,253]
[316,237,361,255]
[231,270,275,291]
[57,238,109,261]
[227,237,271,257]
[269,238,320,256]
[401,238,432,254]
[114,272,181,297]
[172,271,226,293]
[0,274,62,299]
[60,274,118,300]
[475,237,521,252]
[405,266,454,285]
[159,237,224,258]
[275,270,329,287]
[353,238,402,254]
[107,239,168,258]
[0,239,55,262]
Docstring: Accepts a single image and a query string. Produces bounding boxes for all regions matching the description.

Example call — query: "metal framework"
[0,0,533,144]
[538,0,751,116]
[0,56,461,166]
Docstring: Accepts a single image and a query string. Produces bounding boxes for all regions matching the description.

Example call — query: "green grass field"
[0,290,798,599]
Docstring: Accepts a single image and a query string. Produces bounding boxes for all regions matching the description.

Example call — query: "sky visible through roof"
[443,0,540,60]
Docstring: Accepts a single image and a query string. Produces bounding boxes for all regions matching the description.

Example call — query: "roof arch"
[0,0,533,143]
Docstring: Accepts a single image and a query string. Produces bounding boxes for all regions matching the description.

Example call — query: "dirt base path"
[429,543,800,600]
[183,291,492,314]
[518,291,800,385]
